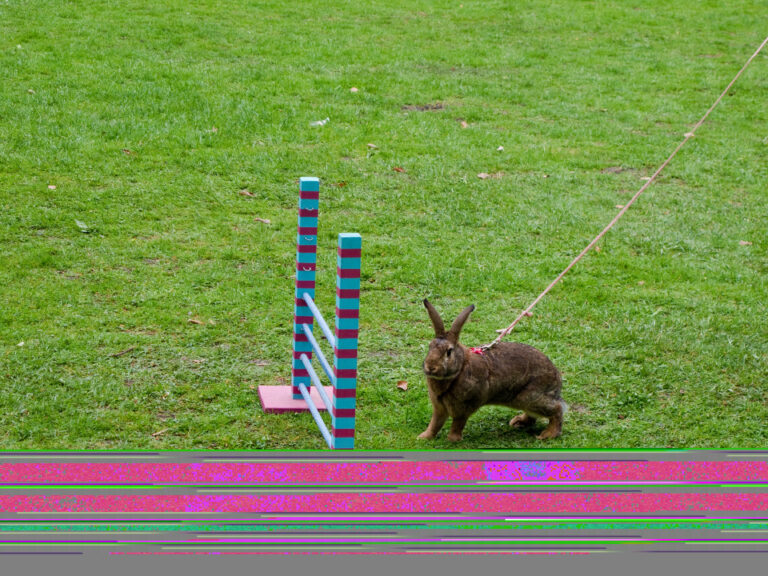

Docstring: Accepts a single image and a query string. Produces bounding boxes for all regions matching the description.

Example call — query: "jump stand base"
[258,385,333,414]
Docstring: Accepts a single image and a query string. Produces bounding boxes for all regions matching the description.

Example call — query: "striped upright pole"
[332,233,361,449]
[292,177,320,399]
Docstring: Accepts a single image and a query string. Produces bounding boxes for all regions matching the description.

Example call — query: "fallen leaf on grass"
[367,143,378,149]
[17,341,24,347]
[616,204,625,209]
[460,120,469,129]
[239,189,255,197]
[151,428,169,437]
[393,166,406,173]
[122,149,132,155]
[254,217,271,224]
[397,381,408,391]
[477,172,503,180]
[331,181,347,188]
[48,184,56,190]
[739,240,752,246]
[350,87,359,93]
[75,220,91,233]
[187,317,204,325]
[497,146,504,151]
[310,117,330,127]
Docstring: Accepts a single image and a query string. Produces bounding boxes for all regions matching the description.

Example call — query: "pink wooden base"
[258,385,333,414]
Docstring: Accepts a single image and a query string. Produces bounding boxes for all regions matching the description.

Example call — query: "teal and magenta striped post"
[292,177,319,399]
[332,233,361,449]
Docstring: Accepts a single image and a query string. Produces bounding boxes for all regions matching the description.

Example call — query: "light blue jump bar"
[299,353,333,411]
[293,326,316,340]
[299,198,319,210]
[297,382,332,448]
[298,217,319,228]
[301,324,336,386]
[301,293,336,349]
[297,252,317,264]
[295,286,315,297]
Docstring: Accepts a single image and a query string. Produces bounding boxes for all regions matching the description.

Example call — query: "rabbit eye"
[446,347,453,357]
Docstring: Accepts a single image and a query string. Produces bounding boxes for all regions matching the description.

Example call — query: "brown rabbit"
[418,299,565,442]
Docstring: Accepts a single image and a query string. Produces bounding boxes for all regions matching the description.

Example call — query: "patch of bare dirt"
[402,103,445,112]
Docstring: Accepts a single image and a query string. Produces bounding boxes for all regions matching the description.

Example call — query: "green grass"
[0,0,766,449]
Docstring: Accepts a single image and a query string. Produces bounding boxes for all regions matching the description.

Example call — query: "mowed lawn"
[0,0,766,450]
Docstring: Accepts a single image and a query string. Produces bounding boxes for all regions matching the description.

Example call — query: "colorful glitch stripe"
[0,451,767,556]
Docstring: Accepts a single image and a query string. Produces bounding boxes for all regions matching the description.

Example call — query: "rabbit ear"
[448,304,475,342]
[423,299,446,337]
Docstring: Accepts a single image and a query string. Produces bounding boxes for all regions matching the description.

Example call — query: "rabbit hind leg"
[536,399,564,440]
[511,389,563,440]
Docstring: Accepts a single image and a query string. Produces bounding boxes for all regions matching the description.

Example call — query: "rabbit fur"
[419,299,565,442]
